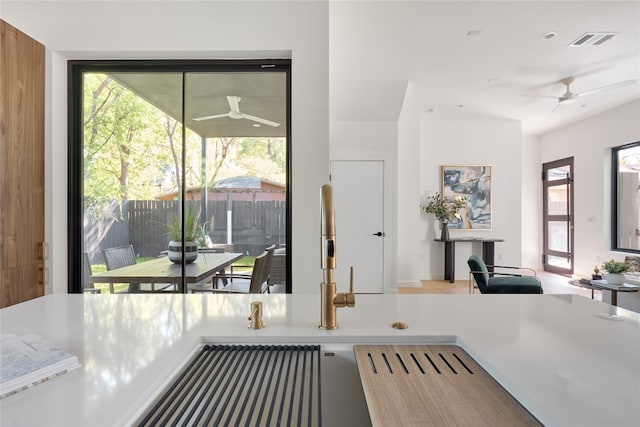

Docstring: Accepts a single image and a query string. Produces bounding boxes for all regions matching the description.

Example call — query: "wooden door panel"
[0,19,45,306]
[0,263,44,308]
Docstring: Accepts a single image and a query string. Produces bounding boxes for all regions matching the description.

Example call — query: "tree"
[83,74,174,217]
[82,73,288,219]
[234,137,286,183]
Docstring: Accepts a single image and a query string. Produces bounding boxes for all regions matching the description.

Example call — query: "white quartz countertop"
[1,293,639,426]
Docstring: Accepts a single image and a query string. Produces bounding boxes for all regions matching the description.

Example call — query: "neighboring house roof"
[213,176,284,189]
[155,176,285,200]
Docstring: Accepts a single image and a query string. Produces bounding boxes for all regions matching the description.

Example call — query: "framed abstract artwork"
[441,165,492,229]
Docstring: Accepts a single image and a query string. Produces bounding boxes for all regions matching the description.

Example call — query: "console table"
[434,237,504,283]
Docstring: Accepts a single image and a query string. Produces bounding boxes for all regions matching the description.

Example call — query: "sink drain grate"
[137,344,321,427]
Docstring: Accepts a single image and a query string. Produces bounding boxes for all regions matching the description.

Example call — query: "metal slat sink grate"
[137,344,321,427]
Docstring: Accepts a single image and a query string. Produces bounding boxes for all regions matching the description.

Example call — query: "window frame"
[611,140,640,254]
[67,59,292,293]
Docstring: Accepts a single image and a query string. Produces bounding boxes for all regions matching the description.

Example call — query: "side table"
[590,279,640,306]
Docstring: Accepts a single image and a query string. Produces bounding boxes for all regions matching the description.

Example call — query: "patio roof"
[109,71,286,138]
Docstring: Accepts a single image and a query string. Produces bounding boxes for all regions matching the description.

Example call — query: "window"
[68,60,291,293]
[612,141,640,253]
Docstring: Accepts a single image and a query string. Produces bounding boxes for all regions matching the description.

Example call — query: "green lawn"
[91,257,155,294]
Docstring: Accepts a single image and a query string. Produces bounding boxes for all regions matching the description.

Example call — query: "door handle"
[372,232,384,237]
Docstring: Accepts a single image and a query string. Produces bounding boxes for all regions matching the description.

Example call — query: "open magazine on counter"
[0,333,81,398]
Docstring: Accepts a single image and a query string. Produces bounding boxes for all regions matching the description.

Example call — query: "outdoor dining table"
[91,252,244,293]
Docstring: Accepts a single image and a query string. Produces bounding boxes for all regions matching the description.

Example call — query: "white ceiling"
[4,1,638,137]
[329,1,640,135]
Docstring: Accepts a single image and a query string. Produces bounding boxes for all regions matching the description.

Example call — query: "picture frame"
[441,165,492,230]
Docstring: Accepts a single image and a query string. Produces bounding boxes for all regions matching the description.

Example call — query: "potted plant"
[602,259,631,285]
[420,192,467,240]
[166,207,200,264]
[195,222,213,249]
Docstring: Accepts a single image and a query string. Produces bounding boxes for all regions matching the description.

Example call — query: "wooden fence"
[84,199,286,263]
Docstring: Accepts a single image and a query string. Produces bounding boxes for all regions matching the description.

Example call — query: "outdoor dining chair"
[227,245,275,286]
[102,244,176,293]
[82,252,101,294]
[102,245,137,293]
[192,246,274,294]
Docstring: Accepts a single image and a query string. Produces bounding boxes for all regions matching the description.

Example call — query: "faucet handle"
[346,266,355,307]
[349,266,354,293]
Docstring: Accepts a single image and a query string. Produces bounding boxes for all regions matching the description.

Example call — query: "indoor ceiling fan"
[192,95,280,127]
[529,77,639,110]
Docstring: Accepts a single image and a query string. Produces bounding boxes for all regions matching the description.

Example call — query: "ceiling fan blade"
[227,95,241,112]
[240,113,281,127]
[192,113,229,122]
[551,102,565,113]
[577,79,639,97]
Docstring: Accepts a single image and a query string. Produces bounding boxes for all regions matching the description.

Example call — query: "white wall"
[419,117,523,281]
[394,85,524,286]
[396,83,422,286]
[2,1,329,294]
[521,135,541,269]
[538,100,640,277]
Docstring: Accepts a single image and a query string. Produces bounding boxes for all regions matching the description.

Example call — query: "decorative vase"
[167,240,198,264]
[605,273,625,285]
[440,221,450,241]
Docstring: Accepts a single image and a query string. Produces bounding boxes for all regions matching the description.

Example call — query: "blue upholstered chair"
[467,255,543,294]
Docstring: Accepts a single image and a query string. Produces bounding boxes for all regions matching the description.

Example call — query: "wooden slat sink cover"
[353,345,541,427]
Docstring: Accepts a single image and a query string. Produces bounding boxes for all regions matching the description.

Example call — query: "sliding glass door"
[69,61,290,293]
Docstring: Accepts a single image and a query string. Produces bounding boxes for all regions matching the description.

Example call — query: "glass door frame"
[542,157,574,275]
[67,59,292,293]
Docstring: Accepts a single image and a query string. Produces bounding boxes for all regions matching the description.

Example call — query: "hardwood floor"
[399,271,602,301]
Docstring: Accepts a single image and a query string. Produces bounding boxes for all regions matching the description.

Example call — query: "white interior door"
[330,160,384,293]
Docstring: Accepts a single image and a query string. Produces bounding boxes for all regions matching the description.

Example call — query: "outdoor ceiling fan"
[192,95,280,127]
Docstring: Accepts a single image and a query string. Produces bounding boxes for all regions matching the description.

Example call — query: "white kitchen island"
[1,293,639,426]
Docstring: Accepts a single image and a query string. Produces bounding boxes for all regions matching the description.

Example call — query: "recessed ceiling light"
[542,31,557,40]
[467,30,482,37]
[252,123,261,127]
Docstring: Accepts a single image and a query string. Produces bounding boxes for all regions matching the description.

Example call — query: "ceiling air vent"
[569,32,617,47]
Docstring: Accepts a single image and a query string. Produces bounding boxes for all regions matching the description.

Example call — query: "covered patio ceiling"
[109,71,287,138]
